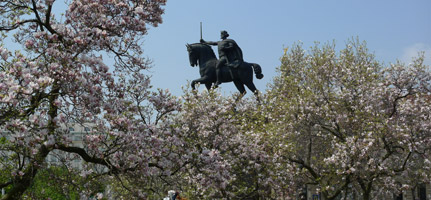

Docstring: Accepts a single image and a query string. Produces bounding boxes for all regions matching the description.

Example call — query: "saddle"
[227,60,242,69]
[225,60,242,80]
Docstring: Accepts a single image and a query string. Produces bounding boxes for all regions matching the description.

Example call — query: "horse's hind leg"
[245,81,258,94]
[233,81,246,95]
[233,81,246,102]
[245,81,260,101]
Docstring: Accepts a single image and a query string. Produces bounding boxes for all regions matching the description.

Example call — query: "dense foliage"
[0,0,174,199]
[263,40,431,199]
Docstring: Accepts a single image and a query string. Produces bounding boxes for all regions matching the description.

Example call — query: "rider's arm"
[200,39,217,46]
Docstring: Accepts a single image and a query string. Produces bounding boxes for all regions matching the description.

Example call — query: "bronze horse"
[186,43,263,95]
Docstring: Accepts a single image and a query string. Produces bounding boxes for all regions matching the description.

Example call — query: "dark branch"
[389,93,412,118]
[45,4,52,27]
[56,144,164,174]
[56,144,113,167]
[288,157,319,179]
[320,124,345,142]
[0,181,12,189]
[0,19,40,31]
[31,0,44,31]
[394,152,412,172]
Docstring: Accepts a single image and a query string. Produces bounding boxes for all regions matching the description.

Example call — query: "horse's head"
[186,43,217,67]
[186,43,198,67]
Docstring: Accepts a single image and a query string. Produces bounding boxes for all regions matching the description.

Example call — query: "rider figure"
[200,30,243,86]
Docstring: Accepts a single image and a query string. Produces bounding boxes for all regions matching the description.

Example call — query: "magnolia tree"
[163,89,277,199]
[0,0,189,199]
[1,1,430,199]
[265,40,431,200]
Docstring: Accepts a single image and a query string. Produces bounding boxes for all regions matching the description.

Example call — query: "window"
[69,127,75,131]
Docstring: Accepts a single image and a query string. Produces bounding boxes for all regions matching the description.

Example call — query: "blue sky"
[144,0,431,96]
[4,0,429,96]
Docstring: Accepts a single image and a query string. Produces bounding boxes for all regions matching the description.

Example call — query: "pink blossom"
[0,47,9,60]
[53,99,62,107]
[135,7,145,15]
[49,63,60,70]
[73,37,84,44]
[25,40,35,49]
[33,31,46,39]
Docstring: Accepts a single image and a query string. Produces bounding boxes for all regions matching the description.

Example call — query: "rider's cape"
[223,39,243,68]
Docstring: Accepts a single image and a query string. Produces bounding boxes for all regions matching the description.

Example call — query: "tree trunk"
[358,178,372,200]
[1,145,50,200]
[362,192,370,200]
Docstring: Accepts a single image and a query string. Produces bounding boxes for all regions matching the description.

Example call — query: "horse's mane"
[191,43,217,59]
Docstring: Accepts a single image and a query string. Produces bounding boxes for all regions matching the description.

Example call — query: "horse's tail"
[251,63,264,79]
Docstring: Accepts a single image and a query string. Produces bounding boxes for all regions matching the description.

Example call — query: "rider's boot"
[215,67,222,87]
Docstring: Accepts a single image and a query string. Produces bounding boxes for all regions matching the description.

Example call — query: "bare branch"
[0,19,40,31]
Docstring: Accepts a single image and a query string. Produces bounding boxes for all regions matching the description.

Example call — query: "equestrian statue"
[186,30,263,96]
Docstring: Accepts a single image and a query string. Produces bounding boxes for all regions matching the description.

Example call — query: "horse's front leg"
[191,80,197,90]
[205,83,212,90]
[191,76,210,90]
